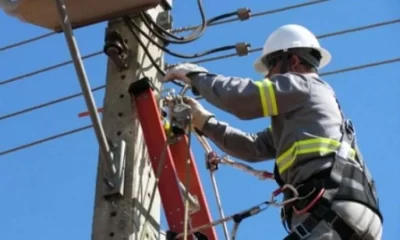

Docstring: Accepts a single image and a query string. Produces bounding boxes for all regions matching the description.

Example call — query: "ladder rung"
[178,181,200,214]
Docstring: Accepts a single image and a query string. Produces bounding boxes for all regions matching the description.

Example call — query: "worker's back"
[270,72,349,185]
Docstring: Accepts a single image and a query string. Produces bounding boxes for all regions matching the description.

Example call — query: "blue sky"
[1,0,399,239]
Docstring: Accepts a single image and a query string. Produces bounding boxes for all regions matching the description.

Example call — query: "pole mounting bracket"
[103,29,130,71]
[103,139,126,198]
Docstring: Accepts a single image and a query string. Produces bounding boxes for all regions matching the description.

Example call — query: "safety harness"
[260,48,383,239]
[273,114,383,239]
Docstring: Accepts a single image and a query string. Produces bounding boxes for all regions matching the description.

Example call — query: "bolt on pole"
[54,0,116,178]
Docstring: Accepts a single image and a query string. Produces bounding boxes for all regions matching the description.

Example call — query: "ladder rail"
[129,77,217,240]
[129,78,187,235]
[170,136,218,239]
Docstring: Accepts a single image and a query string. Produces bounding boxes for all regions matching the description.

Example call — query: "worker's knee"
[290,200,382,240]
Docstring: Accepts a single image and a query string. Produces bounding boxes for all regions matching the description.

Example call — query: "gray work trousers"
[290,200,383,240]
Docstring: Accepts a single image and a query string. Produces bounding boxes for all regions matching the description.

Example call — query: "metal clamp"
[237,8,251,21]
[235,42,251,56]
[206,151,219,172]
[103,139,127,198]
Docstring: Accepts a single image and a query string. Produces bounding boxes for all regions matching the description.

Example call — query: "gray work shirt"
[190,72,355,186]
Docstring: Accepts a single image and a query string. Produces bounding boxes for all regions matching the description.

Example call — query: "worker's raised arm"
[201,117,276,162]
[190,72,311,119]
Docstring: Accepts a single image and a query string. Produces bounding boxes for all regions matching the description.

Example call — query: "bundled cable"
[139,0,207,44]
[123,17,185,87]
[124,16,250,59]
[140,7,250,45]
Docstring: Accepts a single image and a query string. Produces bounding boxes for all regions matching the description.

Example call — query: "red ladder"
[128,77,217,240]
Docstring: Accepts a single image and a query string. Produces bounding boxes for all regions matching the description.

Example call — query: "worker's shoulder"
[269,72,312,93]
[271,72,334,90]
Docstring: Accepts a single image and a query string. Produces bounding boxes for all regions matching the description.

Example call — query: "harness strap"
[284,198,364,240]
[282,119,382,239]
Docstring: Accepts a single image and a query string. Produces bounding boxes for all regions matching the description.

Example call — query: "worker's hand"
[183,97,214,131]
[163,63,208,85]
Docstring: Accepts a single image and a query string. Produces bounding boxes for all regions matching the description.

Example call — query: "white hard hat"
[253,24,331,75]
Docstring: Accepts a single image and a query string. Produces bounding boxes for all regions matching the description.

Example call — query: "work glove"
[183,97,214,131]
[163,63,209,85]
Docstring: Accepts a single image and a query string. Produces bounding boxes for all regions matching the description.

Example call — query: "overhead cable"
[125,16,247,59]
[140,0,208,44]
[1,56,399,157]
[0,32,56,52]
[0,85,104,121]
[0,125,92,156]
[123,17,185,88]
[191,18,400,65]
[140,8,246,44]
[171,0,329,33]
[0,1,331,86]
[2,17,399,86]
[1,19,399,121]
[0,51,103,86]
[0,0,327,52]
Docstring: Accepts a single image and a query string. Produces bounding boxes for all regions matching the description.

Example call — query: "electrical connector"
[235,42,251,56]
[237,8,251,21]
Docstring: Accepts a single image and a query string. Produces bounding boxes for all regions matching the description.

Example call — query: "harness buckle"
[292,222,311,239]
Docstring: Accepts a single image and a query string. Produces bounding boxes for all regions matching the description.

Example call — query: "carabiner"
[269,184,299,207]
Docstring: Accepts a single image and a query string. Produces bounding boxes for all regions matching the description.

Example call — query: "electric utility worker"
[162,24,383,239]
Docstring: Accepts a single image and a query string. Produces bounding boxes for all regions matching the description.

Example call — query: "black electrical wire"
[0,85,105,121]
[140,10,238,44]
[139,0,207,43]
[0,125,93,156]
[126,17,240,59]
[190,18,400,65]
[1,56,399,157]
[1,19,399,123]
[0,1,335,87]
[170,0,330,34]
[0,0,329,52]
[123,17,185,88]
[2,17,398,88]
[0,51,103,86]
[0,32,56,52]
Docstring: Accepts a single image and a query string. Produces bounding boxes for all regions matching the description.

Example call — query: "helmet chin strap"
[279,52,291,74]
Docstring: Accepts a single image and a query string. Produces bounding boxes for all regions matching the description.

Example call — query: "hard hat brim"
[253,47,332,75]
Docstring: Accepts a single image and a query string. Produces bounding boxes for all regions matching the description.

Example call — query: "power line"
[192,18,400,64]
[0,1,330,86]
[321,57,400,76]
[0,51,103,86]
[0,0,328,52]
[171,0,329,33]
[0,32,56,52]
[0,86,105,121]
[1,56,399,157]
[2,17,399,87]
[0,125,92,156]
[1,18,399,121]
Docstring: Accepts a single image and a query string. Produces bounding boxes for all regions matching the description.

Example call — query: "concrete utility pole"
[91,3,172,240]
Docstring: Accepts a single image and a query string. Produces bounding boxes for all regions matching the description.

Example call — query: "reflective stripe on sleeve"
[255,79,278,116]
[276,138,356,174]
